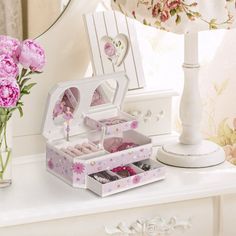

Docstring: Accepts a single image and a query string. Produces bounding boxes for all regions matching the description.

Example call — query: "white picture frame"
[83,11,145,90]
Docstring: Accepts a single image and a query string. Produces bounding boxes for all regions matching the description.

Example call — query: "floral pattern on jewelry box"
[112,0,236,33]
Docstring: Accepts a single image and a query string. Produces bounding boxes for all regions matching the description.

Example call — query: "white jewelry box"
[42,72,165,196]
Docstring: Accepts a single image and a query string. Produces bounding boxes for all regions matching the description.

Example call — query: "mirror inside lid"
[42,72,129,140]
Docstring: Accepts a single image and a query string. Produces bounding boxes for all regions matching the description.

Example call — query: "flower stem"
[4,123,8,150]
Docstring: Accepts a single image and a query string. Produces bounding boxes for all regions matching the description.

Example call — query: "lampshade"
[112,0,236,33]
[111,0,235,168]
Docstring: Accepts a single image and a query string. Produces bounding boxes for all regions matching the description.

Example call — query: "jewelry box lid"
[42,72,129,140]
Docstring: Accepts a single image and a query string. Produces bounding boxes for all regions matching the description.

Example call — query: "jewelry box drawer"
[85,110,138,136]
[87,159,165,197]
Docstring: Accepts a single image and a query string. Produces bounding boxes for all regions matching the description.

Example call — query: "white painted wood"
[1,150,236,229]
[156,33,225,168]
[124,89,177,136]
[103,11,125,73]
[93,13,115,74]
[84,11,145,90]
[0,198,213,236]
[180,33,201,145]
[221,194,236,236]
[83,14,104,75]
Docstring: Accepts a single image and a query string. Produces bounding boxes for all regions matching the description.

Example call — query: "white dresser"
[1,146,236,236]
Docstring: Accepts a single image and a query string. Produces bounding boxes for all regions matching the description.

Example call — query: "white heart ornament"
[101,34,129,67]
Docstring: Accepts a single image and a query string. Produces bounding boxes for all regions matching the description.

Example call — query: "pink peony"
[0,77,20,108]
[17,39,45,72]
[104,42,116,57]
[0,54,19,78]
[0,35,20,62]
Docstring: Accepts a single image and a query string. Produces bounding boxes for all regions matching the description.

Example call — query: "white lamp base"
[157,140,225,168]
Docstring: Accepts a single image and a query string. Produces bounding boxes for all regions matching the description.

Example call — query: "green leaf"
[31,71,42,74]
[175,15,181,25]
[21,90,30,95]
[23,83,37,91]
[20,78,31,87]
[20,68,28,78]
[186,13,195,21]
[18,106,23,117]
[170,9,176,16]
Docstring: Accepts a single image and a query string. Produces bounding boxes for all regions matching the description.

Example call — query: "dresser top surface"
[1,153,236,227]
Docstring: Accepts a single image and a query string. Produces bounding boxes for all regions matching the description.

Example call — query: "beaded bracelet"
[112,166,136,177]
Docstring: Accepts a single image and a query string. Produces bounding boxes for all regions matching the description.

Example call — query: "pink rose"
[104,42,116,57]
[0,35,20,62]
[0,54,19,78]
[17,39,46,72]
[0,77,20,108]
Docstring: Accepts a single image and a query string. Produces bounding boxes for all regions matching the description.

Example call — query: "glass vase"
[0,119,12,188]
[0,148,12,187]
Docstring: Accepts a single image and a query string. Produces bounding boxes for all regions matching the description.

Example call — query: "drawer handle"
[105,216,191,235]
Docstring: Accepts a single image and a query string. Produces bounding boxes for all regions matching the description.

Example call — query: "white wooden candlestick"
[157,33,225,168]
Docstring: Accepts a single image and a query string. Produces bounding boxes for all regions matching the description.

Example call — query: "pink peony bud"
[0,77,20,108]
[0,35,20,62]
[17,39,46,72]
[0,54,19,78]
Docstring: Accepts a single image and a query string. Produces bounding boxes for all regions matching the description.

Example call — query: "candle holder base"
[157,140,225,168]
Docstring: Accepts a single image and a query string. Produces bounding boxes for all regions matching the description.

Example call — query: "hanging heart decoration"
[101,34,129,67]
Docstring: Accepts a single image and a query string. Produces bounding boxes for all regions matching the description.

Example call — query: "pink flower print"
[48,159,54,170]
[152,3,161,18]
[72,162,85,175]
[104,42,116,57]
[160,10,170,22]
[167,0,181,10]
[132,175,141,184]
[131,120,138,129]
[0,77,20,108]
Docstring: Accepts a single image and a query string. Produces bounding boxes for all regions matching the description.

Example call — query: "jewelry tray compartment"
[87,159,166,197]
[85,109,138,136]
[46,129,152,188]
